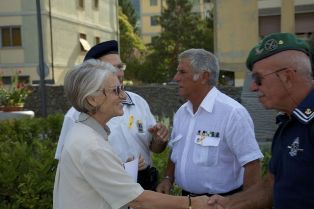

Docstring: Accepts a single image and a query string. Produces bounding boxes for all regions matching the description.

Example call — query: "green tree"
[119,0,138,31]
[119,8,146,81]
[140,0,214,83]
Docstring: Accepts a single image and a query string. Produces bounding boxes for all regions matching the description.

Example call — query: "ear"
[201,71,210,84]
[86,95,98,108]
[282,68,296,89]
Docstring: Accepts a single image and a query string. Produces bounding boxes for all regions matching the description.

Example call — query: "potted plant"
[0,70,31,112]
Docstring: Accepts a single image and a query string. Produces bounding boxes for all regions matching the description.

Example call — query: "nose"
[173,72,179,82]
[250,80,258,92]
[119,90,127,100]
[117,70,124,83]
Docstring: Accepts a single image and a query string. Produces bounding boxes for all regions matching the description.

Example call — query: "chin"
[117,109,124,116]
[260,101,273,110]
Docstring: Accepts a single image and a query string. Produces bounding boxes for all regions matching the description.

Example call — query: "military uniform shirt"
[269,89,314,209]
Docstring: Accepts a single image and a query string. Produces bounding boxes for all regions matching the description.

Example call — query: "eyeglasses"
[251,67,288,86]
[98,85,125,96]
[114,63,126,71]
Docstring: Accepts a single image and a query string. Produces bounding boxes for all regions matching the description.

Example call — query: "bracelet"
[188,195,192,209]
[163,175,173,183]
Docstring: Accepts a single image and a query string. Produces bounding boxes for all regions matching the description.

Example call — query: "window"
[1,76,12,85]
[151,36,159,45]
[78,0,84,9]
[95,36,100,44]
[1,26,22,47]
[93,0,99,9]
[150,16,159,26]
[150,0,158,6]
[1,75,29,85]
[79,33,90,52]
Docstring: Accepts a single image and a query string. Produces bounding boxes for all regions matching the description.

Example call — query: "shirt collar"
[275,112,289,124]
[122,91,135,105]
[184,86,218,115]
[291,88,314,124]
[78,112,110,139]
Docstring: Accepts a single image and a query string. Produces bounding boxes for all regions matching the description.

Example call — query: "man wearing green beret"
[209,32,314,209]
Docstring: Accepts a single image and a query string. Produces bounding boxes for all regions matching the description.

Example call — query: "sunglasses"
[251,67,288,86]
[114,63,126,71]
[98,85,125,96]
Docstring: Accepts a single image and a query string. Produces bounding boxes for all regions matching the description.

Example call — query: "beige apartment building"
[135,0,314,86]
[215,0,314,86]
[0,0,118,85]
[138,0,212,44]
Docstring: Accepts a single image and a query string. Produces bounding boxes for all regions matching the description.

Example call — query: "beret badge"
[246,33,311,71]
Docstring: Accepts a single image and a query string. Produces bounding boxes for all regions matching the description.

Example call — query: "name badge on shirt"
[137,119,144,133]
[194,130,220,146]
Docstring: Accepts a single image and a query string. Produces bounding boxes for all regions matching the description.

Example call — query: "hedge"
[0,114,271,208]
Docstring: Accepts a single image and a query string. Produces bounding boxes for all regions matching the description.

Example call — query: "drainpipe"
[36,0,47,117]
[48,0,55,83]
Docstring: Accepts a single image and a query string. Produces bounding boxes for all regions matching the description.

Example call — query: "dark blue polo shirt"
[269,89,314,209]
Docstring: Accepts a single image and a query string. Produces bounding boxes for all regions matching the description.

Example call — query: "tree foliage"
[118,0,138,30]
[140,0,214,83]
[118,7,146,81]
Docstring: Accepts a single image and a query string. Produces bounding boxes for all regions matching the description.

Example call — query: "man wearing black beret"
[55,40,169,191]
[209,33,314,209]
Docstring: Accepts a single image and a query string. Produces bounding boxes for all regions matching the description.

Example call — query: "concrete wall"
[24,84,276,145]
[24,84,242,118]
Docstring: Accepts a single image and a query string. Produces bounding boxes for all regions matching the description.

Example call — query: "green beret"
[246,33,311,71]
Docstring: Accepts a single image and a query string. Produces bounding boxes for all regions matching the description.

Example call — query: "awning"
[79,38,91,51]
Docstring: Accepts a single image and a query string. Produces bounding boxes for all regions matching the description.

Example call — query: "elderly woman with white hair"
[53,59,212,209]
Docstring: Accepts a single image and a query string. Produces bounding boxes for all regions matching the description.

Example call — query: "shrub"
[0,114,63,209]
[0,114,272,207]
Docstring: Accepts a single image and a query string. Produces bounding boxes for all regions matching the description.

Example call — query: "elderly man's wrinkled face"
[250,54,290,111]
[173,58,202,100]
[100,54,125,84]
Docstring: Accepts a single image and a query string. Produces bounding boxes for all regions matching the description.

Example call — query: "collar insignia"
[305,108,312,115]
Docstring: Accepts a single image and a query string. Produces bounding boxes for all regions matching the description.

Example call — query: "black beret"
[84,40,118,61]
[246,33,311,71]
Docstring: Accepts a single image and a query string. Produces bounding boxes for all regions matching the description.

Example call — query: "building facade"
[132,0,313,86]
[0,0,118,85]
[136,0,212,44]
[259,0,314,38]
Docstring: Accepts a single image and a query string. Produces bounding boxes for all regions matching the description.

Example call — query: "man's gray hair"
[178,48,220,86]
[64,59,116,113]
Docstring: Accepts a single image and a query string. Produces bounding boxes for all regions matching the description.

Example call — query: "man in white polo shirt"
[156,48,263,197]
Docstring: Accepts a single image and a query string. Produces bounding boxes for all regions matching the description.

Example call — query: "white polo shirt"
[107,91,156,166]
[169,87,263,194]
[55,91,156,167]
[53,113,144,209]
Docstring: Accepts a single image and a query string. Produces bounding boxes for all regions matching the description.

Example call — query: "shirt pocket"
[192,137,220,167]
[169,134,183,163]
